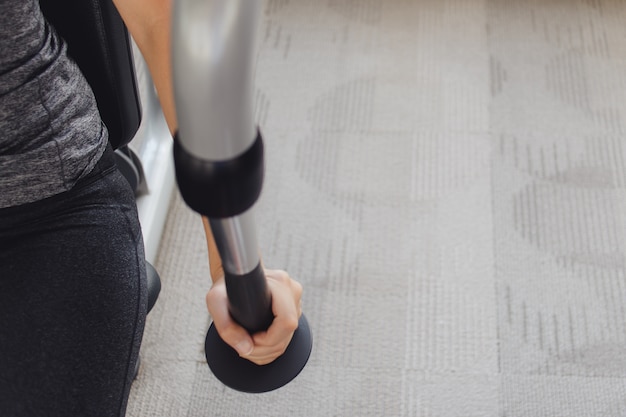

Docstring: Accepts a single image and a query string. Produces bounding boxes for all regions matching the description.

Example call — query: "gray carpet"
[127,0,626,415]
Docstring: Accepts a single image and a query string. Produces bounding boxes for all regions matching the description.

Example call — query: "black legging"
[0,146,147,417]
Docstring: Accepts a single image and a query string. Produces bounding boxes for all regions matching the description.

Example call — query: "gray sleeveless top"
[0,0,108,208]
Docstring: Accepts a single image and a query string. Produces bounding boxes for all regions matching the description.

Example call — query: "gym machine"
[171,0,313,393]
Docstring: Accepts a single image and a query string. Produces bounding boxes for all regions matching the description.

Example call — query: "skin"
[112,0,302,365]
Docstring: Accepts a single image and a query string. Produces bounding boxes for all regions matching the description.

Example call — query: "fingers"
[206,269,303,366]
[252,270,303,364]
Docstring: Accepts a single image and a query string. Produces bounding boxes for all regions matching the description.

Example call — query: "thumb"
[206,285,254,357]
[232,334,254,357]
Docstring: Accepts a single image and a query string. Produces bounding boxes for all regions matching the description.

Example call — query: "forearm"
[112,0,178,134]
[139,31,178,135]
[202,217,224,283]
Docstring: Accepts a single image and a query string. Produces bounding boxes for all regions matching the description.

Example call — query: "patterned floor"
[128,1,626,415]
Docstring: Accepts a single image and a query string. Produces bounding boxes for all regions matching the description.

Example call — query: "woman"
[0,1,302,415]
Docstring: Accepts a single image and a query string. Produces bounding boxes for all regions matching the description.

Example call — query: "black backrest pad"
[39,0,141,149]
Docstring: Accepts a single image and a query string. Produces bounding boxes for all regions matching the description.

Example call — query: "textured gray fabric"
[128,0,626,415]
[0,0,107,208]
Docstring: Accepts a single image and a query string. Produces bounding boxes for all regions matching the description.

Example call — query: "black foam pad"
[39,0,141,150]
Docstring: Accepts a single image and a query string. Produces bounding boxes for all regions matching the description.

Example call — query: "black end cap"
[205,314,313,393]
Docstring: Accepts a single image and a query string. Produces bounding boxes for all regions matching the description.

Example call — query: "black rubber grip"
[225,263,274,334]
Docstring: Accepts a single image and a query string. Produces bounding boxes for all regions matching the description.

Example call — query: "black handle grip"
[225,262,274,334]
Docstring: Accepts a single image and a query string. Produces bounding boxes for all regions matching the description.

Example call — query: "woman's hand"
[206,269,303,365]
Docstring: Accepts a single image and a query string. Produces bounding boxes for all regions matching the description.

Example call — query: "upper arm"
[112,0,171,48]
